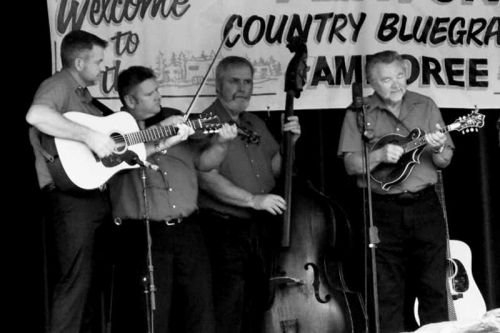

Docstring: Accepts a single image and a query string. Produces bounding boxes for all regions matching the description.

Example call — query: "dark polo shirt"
[198,99,280,219]
[109,139,200,222]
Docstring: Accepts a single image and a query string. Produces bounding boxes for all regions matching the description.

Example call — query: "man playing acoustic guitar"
[107,65,236,333]
[26,30,115,333]
[338,50,455,332]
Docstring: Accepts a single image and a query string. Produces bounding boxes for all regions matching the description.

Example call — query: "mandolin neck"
[401,126,451,153]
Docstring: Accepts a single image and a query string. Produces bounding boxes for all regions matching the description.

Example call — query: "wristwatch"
[154,142,168,155]
[433,145,445,154]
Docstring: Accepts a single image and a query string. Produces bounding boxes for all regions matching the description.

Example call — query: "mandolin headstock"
[450,106,485,134]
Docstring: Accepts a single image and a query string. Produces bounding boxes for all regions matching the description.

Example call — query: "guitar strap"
[91,98,115,117]
[381,108,412,134]
[29,126,55,163]
[144,107,183,127]
[436,170,457,321]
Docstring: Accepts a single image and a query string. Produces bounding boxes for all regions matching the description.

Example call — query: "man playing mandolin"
[338,50,455,332]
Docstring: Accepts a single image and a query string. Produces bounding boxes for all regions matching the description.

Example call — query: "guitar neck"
[402,126,452,153]
[123,119,201,146]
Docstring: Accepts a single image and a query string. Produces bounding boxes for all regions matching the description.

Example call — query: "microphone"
[128,151,159,171]
[351,82,373,140]
[351,81,364,111]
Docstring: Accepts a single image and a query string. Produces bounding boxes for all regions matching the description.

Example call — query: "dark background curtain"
[10,1,499,332]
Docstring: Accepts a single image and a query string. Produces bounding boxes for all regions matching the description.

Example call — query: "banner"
[47,0,500,112]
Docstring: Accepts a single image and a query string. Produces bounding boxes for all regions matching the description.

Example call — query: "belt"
[41,183,57,193]
[372,185,435,202]
[42,182,108,195]
[114,216,184,227]
[162,217,184,226]
[199,208,253,221]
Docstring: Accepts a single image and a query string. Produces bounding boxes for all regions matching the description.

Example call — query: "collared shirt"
[32,69,102,116]
[30,69,104,189]
[109,139,200,221]
[337,90,454,194]
[198,99,280,218]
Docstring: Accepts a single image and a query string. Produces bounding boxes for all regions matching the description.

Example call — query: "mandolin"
[371,108,485,191]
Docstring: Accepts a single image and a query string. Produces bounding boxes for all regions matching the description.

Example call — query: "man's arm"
[26,104,116,158]
[426,102,454,169]
[343,143,404,176]
[199,169,286,215]
[425,123,454,169]
[271,152,282,177]
[145,115,192,157]
[431,145,453,168]
[197,124,237,171]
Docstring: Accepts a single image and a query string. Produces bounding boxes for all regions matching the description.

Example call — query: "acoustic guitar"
[371,108,485,191]
[45,111,221,190]
[414,171,487,325]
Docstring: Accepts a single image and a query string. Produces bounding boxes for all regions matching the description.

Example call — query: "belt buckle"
[165,217,182,226]
[398,192,415,200]
[42,183,57,193]
[396,191,420,202]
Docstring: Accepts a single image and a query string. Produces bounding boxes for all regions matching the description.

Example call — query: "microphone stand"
[357,105,381,333]
[136,160,156,333]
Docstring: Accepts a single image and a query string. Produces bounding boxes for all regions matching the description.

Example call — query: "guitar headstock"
[451,106,485,134]
[191,112,222,134]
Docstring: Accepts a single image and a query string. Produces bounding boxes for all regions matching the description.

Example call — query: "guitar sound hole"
[452,260,469,293]
[111,133,127,154]
[280,319,298,333]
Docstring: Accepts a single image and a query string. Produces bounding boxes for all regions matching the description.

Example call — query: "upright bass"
[262,37,367,333]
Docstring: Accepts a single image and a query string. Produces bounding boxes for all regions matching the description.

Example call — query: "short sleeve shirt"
[109,140,200,221]
[337,90,454,194]
[198,99,280,218]
[30,69,104,188]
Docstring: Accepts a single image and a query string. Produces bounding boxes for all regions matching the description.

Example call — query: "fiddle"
[237,126,260,144]
[229,121,260,144]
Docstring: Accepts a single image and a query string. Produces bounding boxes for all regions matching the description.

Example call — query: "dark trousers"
[200,210,276,333]
[110,214,215,333]
[44,188,111,333]
[372,187,448,333]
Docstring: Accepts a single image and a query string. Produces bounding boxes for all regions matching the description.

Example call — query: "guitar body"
[371,128,425,191]
[447,240,487,320]
[44,111,221,190]
[413,168,487,327]
[414,240,487,324]
[54,111,145,190]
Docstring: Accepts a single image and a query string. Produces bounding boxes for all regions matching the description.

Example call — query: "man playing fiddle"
[197,55,301,333]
